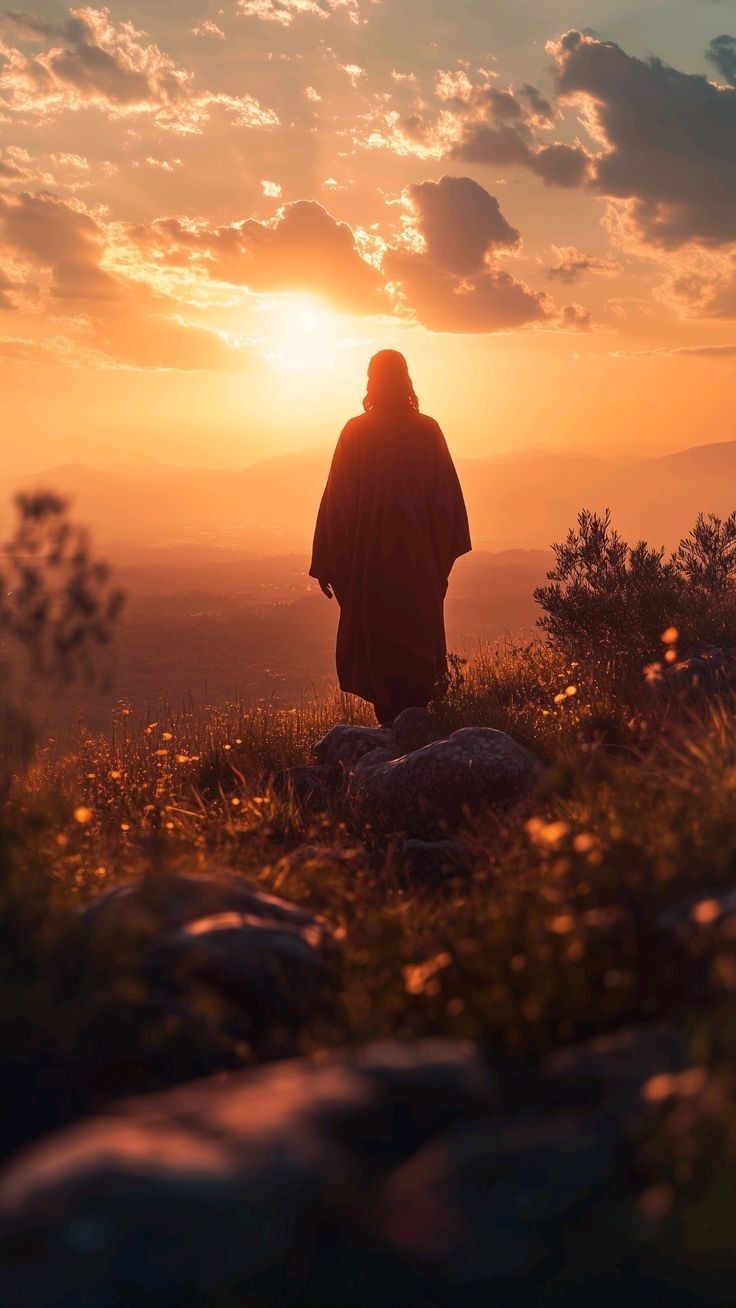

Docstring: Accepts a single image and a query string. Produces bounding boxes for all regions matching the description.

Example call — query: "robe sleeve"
[431,421,472,580]
[309,422,358,587]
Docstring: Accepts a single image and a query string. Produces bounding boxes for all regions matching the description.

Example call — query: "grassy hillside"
[8,638,736,1077]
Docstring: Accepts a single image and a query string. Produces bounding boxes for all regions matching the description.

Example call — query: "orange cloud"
[383,176,551,333]
[237,0,361,25]
[0,190,252,369]
[129,200,385,315]
[0,7,279,132]
[551,29,736,248]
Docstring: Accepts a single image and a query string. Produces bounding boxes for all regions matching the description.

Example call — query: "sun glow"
[265,295,342,372]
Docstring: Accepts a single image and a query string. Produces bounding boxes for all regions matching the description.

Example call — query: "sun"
[266,295,341,372]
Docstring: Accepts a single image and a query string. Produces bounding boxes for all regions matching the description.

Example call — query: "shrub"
[534,508,736,670]
[0,492,124,782]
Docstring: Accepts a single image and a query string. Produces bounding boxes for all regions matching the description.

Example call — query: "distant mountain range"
[3,438,736,553]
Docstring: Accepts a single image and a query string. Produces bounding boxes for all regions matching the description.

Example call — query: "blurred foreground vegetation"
[3,495,736,1275]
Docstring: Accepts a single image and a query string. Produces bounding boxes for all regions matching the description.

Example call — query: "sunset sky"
[1,0,735,472]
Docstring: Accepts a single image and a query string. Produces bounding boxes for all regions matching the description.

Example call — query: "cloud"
[190,19,226,39]
[706,34,736,84]
[0,7,278,132]
[408,175,519,275]
[550,30,736,248]
[0,264,23,308]
[560,302,592,331]
[383,176,550,333]
[0,188,118,301]
[237,0,361,24]
[0,190,252,368]
[613,343,736,359]
[131,200,384,316]
[545,246,620,282]
[451,84,591,187]
[664,250,736,319]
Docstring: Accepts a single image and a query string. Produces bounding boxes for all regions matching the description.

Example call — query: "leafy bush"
[534,508,736,669]
[0,493,124,782]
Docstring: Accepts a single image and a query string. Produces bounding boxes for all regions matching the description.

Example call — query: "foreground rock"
[82,869,334,1032]
[0,1027,716,1306]
[0,1042,493,1307]
[279,711,540,839]
[349,727,539,837]
[72,871,336,1096]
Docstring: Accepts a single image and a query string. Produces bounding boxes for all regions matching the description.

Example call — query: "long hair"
[363,349,419,413]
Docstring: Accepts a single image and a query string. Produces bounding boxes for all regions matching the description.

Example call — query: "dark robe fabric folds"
[309,408,471,709]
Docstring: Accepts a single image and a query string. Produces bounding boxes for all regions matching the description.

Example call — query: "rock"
[74,871,336,1093]
[543,1021,686,1123]
[349,727,540,836]
[374,1113,615,1284]
[81,867,319,937]
[270,762,339,804]
[0,1040,495,1308]
[312,709,433,771]
[390,706,434,753]
[313,722,392,767]
[400,837,474,879]
[147,909,333,1032]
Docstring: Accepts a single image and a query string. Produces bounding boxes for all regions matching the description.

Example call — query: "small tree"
[0,493,124,777]
[534,509,736,669]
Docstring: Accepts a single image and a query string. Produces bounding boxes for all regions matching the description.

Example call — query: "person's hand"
[318,579,334,599]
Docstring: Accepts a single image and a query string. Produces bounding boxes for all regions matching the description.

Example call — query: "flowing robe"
[309,408,472,707]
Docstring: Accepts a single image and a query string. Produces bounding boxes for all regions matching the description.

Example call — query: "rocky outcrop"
[277,710,540,840]
[83,870,333,1030]
[0,1026,705,1307]
[349,726,540,837]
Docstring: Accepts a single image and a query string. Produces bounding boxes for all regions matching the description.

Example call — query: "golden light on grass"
[691,898,721,925]
[642,1068,707,1102]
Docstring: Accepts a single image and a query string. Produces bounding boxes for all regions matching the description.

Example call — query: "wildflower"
[108,769,121,780]
[691,898,721,925]
[642,1068,707,1102]
[231,797,241,807]
[565,685,577,697]
[661,626,679,645]
[644,663,663,684]
[527,818,569,847]
[573,832,595,854]
[73,806,93,825]
[549,914,574,934]
[162,731,173,741]
[403,951,452,996]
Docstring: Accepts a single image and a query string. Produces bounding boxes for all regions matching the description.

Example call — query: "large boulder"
[69,871,337,1098]
[0,1041,495,1308]
[0,1029,716,1305]
[349,726,540,836]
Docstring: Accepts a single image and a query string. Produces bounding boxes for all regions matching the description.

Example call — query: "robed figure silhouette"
[310,350,471,725]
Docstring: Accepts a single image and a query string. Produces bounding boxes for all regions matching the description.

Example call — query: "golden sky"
[1,0,735,471]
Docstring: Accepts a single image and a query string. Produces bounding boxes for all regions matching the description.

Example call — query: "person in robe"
[310,349,471,725]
